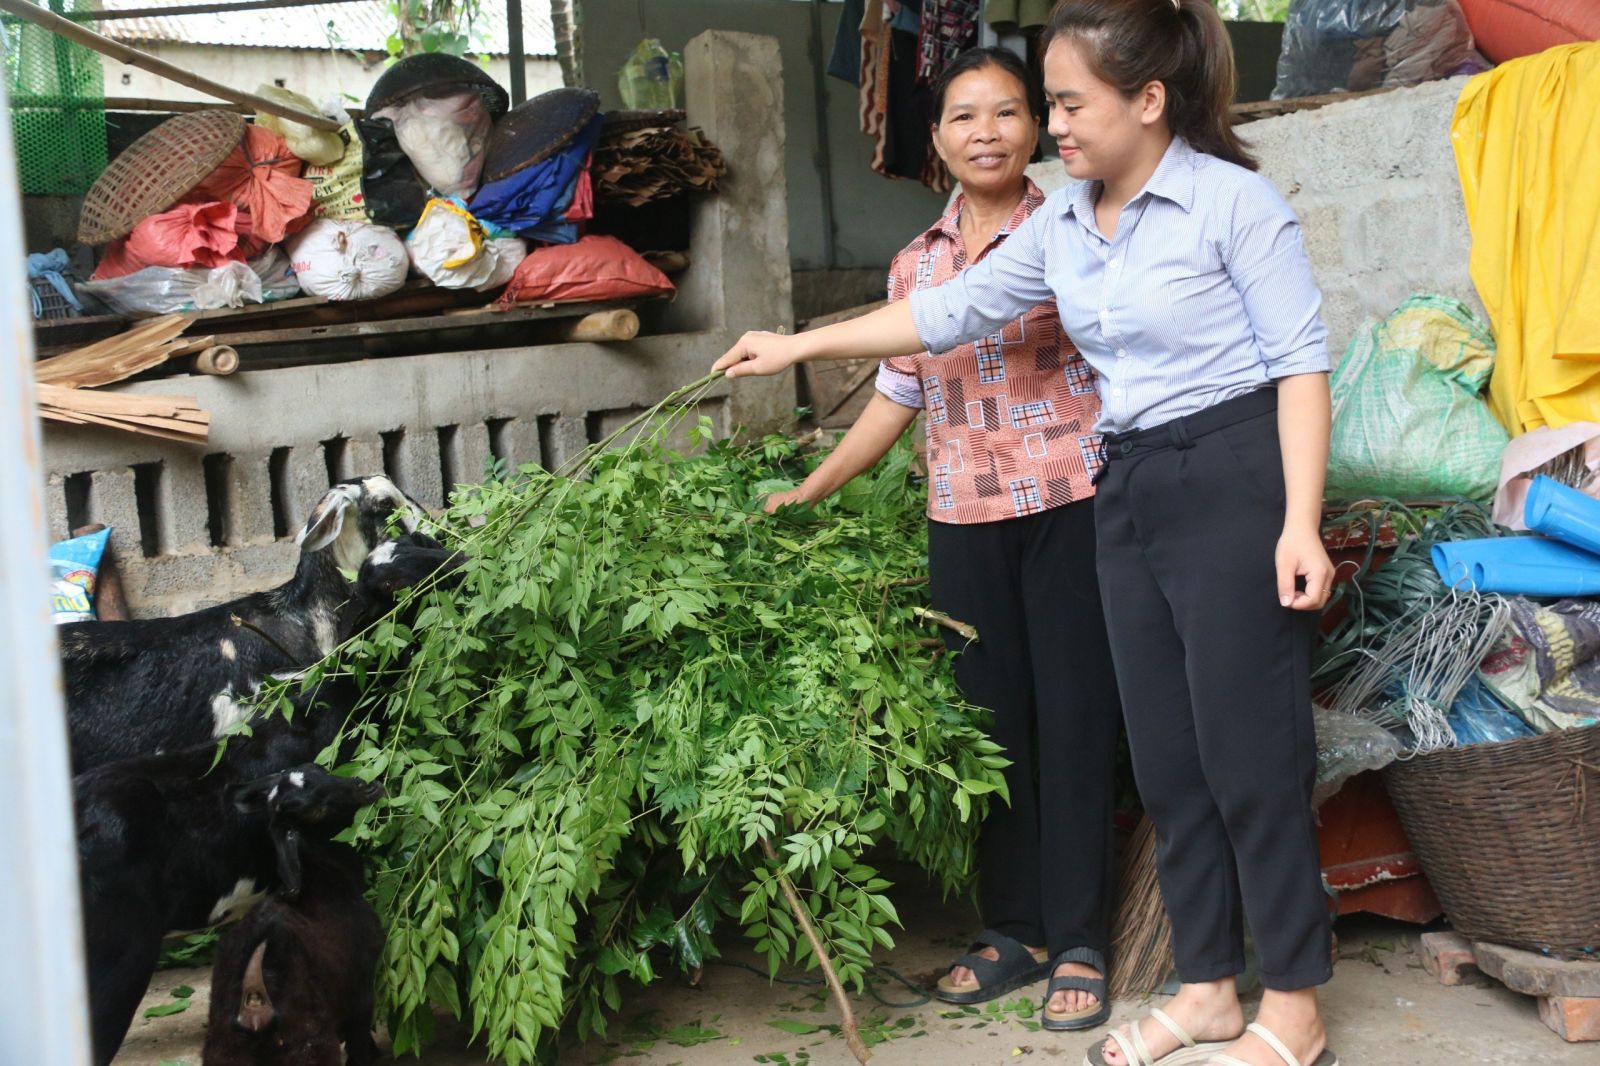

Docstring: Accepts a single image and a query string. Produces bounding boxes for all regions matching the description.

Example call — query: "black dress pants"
[1094,389,1332,991]
[928,498,1123,960]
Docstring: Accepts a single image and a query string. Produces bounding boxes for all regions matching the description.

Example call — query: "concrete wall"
[101,44,563,109]
[579,0,948,272]
[43,30,794,618]
[1029,77,1478,363]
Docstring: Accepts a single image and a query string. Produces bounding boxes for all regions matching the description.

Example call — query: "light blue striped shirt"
[909,137,1330,433]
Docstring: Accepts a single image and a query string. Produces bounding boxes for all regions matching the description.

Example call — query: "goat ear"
[231,775,280,814]
[296,485,359,553]
[237,940,276,1033]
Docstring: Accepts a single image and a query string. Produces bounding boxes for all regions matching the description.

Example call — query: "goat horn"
[236,940,276,1032]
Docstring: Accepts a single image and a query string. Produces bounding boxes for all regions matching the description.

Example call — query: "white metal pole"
[0,77,94,1063]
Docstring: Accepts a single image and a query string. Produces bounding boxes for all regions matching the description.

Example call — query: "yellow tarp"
[1451,43,1600,436]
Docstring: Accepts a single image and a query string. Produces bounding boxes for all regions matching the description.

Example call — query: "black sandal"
[1041,946,1111,1031]
[932,929,1050,1004]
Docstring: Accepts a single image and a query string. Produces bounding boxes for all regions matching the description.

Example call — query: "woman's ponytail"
[1045,0,1257,171]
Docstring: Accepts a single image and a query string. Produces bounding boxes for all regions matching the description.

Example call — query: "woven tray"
[1383,725,1600,957]
[480,88,600,184]
[78,110,246,245]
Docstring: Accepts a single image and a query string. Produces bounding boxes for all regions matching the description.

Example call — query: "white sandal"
[1207,1022,1339,1066]
[1082,1006,1239,1066]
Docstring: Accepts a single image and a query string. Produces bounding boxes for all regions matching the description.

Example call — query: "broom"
[1110,816,1173,999]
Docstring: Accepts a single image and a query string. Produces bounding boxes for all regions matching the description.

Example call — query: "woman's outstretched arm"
[713,301,924,378]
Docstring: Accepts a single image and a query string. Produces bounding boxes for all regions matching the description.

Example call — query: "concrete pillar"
[346,436,384,482]
[681,30,796,434]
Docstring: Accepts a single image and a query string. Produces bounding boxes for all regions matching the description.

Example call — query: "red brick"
[1538,996,1600,1042]
[1418,931,1479,987]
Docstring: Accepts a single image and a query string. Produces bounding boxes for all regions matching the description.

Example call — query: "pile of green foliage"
[325,398,1008,1063]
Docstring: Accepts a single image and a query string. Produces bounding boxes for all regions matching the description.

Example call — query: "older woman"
[763,46,1121,1030]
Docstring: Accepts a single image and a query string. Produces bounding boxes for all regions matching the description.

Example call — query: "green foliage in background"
[316,388,1007,1064]
[386,0,482,57]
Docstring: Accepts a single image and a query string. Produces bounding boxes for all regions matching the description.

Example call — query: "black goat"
[60,475,433,773]
[78,744,383,1066]
[202,838,384,1066]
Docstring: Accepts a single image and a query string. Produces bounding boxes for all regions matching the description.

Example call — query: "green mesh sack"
[3,1,107,195]
[1327,293,1509,503]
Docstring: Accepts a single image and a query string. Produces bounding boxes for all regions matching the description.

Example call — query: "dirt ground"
[114,881,1593,1066]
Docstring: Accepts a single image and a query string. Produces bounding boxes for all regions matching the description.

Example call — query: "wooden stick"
[758,838,870,1065]
[0,0,339,131]
[913,606,978,643]
[546,309,640,343]
[193,345,240,376]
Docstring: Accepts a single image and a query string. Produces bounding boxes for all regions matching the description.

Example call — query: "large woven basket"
[1383,725,1600,957]
[78,110,245,245]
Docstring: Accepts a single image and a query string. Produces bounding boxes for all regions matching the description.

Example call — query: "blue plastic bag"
[1448,677,1536,746]
[50,527,109,623]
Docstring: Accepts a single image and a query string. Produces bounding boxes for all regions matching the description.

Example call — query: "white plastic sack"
[286,220,409,301]
[405,199,526,291]
[75,247,301,315]
[373,88,491,199]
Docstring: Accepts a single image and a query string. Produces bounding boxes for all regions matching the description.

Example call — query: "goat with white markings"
[77,739,383,1066]
[59,475,431,773]
[202,834,384,1066]
[74,535,459,1065]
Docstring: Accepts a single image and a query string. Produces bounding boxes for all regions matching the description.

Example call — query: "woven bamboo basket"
[1383,725,1600,957]
[78,110,245,245]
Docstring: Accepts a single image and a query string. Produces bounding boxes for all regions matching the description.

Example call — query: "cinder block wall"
[41,31,795,618]
[1031,77,1480,363]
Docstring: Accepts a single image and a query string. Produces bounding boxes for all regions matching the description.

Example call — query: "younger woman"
[768,47,1122,1031]
[715,2,1340,1064]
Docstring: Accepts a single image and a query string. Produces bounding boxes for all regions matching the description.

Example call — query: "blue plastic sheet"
[468,114,601,236]
[1447,676,1536,746]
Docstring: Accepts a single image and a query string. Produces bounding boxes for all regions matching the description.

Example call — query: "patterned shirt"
[876,179,1104,525]
[909,138,1330,433]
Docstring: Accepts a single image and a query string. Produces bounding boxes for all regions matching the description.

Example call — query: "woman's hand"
[762,487,812,514]
[1276,524,1335,611]
[713,331,804,378]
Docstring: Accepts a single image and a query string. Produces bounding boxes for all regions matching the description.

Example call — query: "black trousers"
[1094,389,1332,991]
[928,498,1123,960]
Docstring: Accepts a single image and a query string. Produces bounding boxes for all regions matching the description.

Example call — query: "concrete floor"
[114,881,1594,1066]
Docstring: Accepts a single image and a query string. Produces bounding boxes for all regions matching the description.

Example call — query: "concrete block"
[1418,932,1479,987]
[86,468,142,567]
[1346,185,1451,274]
[136,554,219,607]
[285,445,329,533]
[1539,996,1600,1043]
[44,473,69,541]
[346,437,384,482]
[398,425,444,508]
[229,452,277,546]
[540,415,589,471]
[160,452,211,554]
[454,422,492,491]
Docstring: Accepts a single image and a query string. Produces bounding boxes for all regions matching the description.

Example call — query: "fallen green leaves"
[326,407,1007,1064]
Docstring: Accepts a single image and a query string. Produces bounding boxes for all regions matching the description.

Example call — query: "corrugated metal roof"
[98,0,556,57]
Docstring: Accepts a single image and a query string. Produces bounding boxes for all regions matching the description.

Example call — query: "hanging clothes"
[918,0,981,83]
[984,0,1053,32]
[1451,43,1600,434]
[828,0,867,86]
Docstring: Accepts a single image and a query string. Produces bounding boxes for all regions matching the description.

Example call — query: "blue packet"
[50,527,110,623]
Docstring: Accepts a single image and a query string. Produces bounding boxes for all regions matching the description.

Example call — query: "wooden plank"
[212,298,648,351]
[1230,86,1399,125]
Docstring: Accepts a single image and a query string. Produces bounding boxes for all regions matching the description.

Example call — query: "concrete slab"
[110,894,1598,1065]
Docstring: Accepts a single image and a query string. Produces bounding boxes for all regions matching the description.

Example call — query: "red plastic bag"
[498,234,673,305]
[92,201,243,280]
[190,124,314,244]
